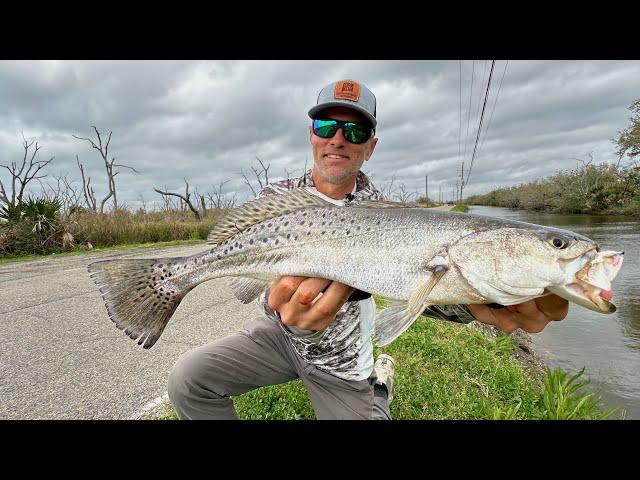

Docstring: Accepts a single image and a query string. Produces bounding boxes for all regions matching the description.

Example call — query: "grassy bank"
[451,204,469,213]
[466,161,640,216]
[0,238,204,265]
[0,207,223,258]
[147,297,617,420]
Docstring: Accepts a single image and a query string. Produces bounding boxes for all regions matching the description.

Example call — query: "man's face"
[309,107,378,185]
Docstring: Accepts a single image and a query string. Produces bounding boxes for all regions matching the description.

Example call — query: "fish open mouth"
[548,250,623,314]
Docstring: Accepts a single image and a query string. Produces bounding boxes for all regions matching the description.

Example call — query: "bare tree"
[378,175,398,200]
[241,156,271,196]
[394,183,416,203]
[44,174,83,213]
[154,178,201,220]
[0,137,54,208]
[73,126,139,213]
[207,179,237,210]
[137,193,148,213]
[76,155,98,212]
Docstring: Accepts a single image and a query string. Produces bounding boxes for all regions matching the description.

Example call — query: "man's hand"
[467,294,569,333]
[267,276,355,332]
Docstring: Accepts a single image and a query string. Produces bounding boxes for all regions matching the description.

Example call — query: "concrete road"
[0,244,262,419]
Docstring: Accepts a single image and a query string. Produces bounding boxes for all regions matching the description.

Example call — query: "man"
[168,79,569,420]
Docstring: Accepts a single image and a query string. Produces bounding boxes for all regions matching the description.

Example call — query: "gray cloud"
[1,60,639,208]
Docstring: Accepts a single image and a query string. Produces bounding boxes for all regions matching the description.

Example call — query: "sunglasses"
[312,118,374,144]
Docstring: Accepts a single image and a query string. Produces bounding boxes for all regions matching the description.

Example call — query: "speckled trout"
[88,188,624,349]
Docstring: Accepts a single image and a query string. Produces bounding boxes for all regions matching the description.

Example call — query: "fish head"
[448,226,623,312]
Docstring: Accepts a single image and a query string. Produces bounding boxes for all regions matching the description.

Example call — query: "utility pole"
[459,161,465,202]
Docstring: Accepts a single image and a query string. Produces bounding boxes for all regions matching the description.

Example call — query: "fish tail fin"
[87,257,193,349]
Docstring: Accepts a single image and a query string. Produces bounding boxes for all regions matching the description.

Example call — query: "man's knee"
[167,348,224,404]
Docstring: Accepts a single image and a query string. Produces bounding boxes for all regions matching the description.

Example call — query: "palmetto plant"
[540,367,618,420]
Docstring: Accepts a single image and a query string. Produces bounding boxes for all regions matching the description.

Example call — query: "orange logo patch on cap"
[334,80,361,102]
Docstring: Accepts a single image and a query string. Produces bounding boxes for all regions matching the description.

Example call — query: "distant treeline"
[465,159,640,216]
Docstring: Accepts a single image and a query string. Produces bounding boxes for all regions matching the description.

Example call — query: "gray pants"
[168,316,391,420]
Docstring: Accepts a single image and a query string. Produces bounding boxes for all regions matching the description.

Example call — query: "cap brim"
[308,101,377,129]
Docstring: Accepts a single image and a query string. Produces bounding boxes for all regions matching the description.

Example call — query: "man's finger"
[292,277,332,305]
[306,281,355,324]
[268,276,306,310]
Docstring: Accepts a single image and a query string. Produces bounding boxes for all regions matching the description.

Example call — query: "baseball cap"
[308,79,377,129]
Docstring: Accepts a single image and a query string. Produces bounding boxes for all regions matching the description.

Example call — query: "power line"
[457,60,462,187]
[462,60,475,170]
[465,60,495,186]
[473,60,488,152]
[475,60,509,162]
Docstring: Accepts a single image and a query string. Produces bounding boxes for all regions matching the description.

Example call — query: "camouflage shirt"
[256,169,476,381]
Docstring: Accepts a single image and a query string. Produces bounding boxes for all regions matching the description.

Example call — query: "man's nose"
[329,127,347,146]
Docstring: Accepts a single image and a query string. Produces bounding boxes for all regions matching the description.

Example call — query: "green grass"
[149,296,619,420]
[451,204,470,213]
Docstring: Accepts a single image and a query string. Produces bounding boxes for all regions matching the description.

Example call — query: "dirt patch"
[468,321,547,377]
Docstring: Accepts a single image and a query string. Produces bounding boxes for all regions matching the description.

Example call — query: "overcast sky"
[1,60,639,208]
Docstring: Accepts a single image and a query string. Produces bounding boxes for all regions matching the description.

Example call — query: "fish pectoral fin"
[228,276,271,304]
[374,264,448,346]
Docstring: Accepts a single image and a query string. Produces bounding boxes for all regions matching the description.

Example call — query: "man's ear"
[366,137,379,161]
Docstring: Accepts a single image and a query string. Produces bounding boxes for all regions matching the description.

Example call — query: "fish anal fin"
[228,276,270,304]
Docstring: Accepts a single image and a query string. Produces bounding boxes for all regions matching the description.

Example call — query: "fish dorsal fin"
[345,198,422,209]
[207,187,333,245]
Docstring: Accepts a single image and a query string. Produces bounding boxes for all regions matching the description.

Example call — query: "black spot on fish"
[284,221,289,226]
[346,230,350,235]
[321,231,326,235]
[287,234,291,239]
[263,238,268,242]
[300,221,305,225]
[275,239,279,245]
[249,239,254,244]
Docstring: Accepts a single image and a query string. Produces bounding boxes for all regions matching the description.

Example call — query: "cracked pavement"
[0,244,261,419]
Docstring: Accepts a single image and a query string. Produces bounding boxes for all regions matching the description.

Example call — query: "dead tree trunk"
[0,137,54,208]
[241,156,270,197]
[73,126,138,213]
[154,178,201,220]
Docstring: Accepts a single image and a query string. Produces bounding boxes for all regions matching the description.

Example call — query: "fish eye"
[551,237,568,249]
